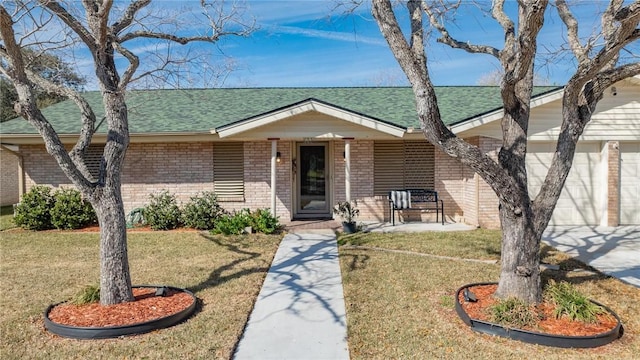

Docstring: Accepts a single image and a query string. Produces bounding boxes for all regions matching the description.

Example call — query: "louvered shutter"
[404,141,435,189]
[85,145,103,181]
[374,140,435,196]
[374,141,404,196]
[213,142,244,200]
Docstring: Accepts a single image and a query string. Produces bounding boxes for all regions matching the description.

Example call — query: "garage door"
[620,142,640,225]
[527,142,602,226]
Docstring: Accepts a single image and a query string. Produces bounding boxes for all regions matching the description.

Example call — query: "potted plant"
[333,200,359,233]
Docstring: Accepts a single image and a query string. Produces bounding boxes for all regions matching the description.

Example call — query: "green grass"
[2,227,638,359]
[0,205,16,231]
[339,229,502,260]
[0,230,281,359]
[340,229,640,359]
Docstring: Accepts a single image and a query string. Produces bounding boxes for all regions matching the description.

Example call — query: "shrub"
[71,284,100,305]
[13,185,55,230]
[250,208,281,234]
[143,191,182,230]
[489,297,539,328]
[182,191,225,230]
[50,188,97,229]
[211,209,253,235]
[544,280,606,323]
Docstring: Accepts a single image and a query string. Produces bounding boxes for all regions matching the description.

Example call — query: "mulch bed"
[48,287,194,328]
[459,284,618,337]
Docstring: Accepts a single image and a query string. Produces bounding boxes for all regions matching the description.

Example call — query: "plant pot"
[342,221,358,234]
[44,285,197,339]
[455,282,623,348]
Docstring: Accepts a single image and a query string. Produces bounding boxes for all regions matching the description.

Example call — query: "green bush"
[182,191,225,230]
[211,208,253,235]
[489,297,539,328]
[143,191,182,230]
[211,208,282,235]
[250,208,281,234]
[50,188,97,229]
[13,185,55,230]
[544,280,606,323]
[71,284,100,305]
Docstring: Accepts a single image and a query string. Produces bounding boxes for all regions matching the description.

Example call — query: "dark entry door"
[295,143,330,218]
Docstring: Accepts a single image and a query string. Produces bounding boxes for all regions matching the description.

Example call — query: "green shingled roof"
[0,86,560,135]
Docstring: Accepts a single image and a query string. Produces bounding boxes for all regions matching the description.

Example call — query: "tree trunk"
[495,202,542,303]
[93,186,134,305]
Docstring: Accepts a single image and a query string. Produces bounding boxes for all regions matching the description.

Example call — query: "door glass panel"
[298,145,327,214]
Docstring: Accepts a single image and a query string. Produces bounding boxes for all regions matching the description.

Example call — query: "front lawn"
[0,230,281,359]
[0,205,15,231]
[340,230,640,359]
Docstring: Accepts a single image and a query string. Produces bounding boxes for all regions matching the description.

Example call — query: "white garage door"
[620,142,640,225]
[527,142,602,226]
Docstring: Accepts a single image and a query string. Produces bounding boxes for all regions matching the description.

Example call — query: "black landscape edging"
[455,282,624,348]
[44,285,197,340]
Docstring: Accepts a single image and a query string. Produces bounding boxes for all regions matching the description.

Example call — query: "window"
[213,142,244,200]
[374,140,435,195]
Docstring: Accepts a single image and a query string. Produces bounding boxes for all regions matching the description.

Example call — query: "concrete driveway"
[542,226,640,288]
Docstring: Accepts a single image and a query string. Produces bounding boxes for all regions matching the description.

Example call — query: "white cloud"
[269,25,387,46]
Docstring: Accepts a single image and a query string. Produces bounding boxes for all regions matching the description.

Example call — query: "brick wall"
[333,140,381,220]
[227,141,291,219]
[434,148,465,222]
[120,142,215,212]
[607,141,620,226]
[19,138,507,227]
[22,143,216,215]
[476,137,501,229]
[0,149,20,206]
[461,137,480,226]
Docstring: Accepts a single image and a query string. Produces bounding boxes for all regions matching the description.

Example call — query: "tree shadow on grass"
[540,243,611,286]
[339,251,371,272]
[187,233,275,295]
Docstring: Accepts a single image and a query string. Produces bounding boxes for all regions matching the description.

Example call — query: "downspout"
[1,144,25,201]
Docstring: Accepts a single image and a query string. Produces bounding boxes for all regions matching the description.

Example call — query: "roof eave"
[450,87,565,134]
[215,99,406,138]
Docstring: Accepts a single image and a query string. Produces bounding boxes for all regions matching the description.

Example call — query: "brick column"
[607,141,620,226]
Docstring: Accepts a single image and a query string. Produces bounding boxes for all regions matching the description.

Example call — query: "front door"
[295,143,331,218]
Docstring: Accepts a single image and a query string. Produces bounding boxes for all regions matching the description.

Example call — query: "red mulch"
[459,284,619,337]
[48,288,194,328]
[71,225,199,233]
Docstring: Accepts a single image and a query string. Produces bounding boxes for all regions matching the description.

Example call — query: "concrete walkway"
[543,226,640,288]
[233,231,349,360]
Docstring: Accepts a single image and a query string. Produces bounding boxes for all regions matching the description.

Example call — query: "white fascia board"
[450,88,565,134]
[216,99,405,138]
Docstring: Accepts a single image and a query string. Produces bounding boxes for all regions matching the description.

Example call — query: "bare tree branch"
[1,6,93,189]
[422,0,500,57]
[111,0,151,35]
[556,0,591,64]
[113,42,139,90]
[39,0,97,52]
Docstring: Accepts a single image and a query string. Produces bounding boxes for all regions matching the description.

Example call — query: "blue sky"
[62,0,614,89]
[210,0,608,88]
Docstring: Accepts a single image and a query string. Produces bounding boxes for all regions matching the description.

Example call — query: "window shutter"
[374,140,435,196]
[404,140,435,189]
[213,142,244,200]
[374,141,404,196]
[85,145,103,181]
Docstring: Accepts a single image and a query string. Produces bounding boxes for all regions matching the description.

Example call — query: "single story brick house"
[1,79,638,228]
